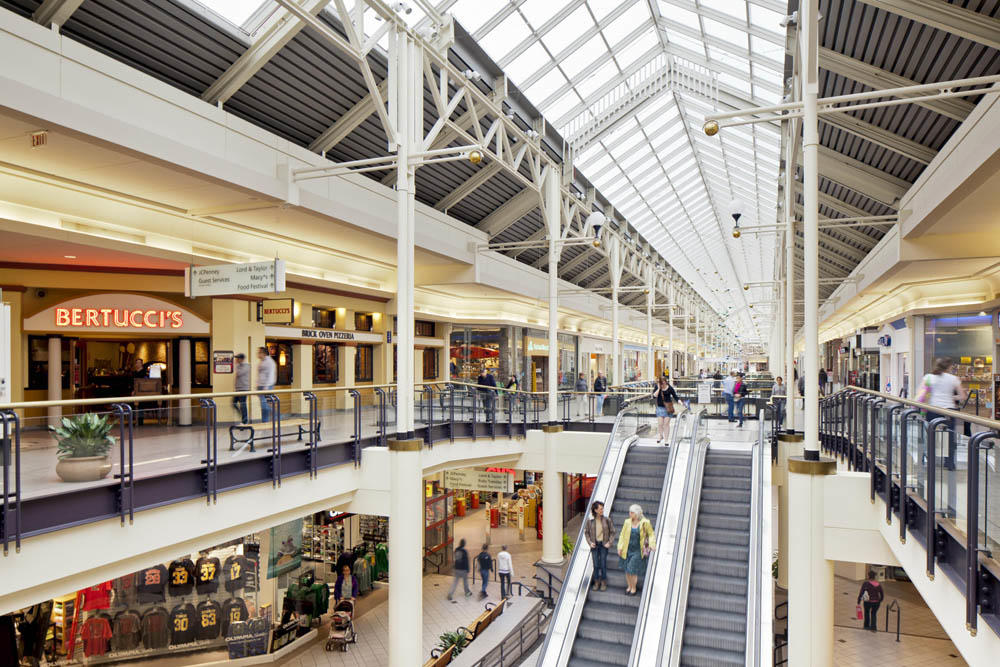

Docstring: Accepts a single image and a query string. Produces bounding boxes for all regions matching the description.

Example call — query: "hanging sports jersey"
[168,604,197,645]
[196,600,222,640]
[137,565,168,604]
[141,607,169,649]
[111,610,142,652]
[221,598,249,636]
[195,556,221,594]
[81,581,112,611]
[81,616,112,657]
[168,559,196,596]
[224,554,249,592]
[114,573,138,607]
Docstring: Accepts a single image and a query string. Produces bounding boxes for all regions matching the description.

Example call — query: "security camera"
[392,2,412,14]
[779,11,797,27]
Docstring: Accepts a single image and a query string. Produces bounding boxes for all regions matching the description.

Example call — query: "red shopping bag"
[856,605,863,620]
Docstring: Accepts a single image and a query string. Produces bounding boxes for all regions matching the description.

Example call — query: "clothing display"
[141,607,170,650]
[169,603,197,645]
[221,598,249,636]
[111,610,142,652]
[168,558,196,596]
[195,556,222,594]
[82,581,113,611]
[196,600,222,640]
[81,616,112,657]
[224,554,249,592]
[138,565,168,604]
[115,573,138,607]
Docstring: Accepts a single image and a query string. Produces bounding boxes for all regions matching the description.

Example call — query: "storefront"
[579,336,610,386]
[448,327,578,392]
[623,344,649,382]
[922,311,995,417]
[1,511,389,666]
[876,318,910,397]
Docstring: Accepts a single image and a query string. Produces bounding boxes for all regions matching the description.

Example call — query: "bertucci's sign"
[56,307,183,329]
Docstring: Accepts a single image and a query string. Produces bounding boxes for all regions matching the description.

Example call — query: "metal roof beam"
[818,47,974,121]
[475,188,539,238]
[820,112,937,165]
[809,146,909,206]
[310,80,389,153]
[855,0,1000,51]
[558,247,601,278]
[434,162,504,211]
[202,0,332,105]
[33,0,83,26]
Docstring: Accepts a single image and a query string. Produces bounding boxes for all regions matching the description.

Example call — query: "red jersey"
[81,617,112,657]
[81,581,112,611]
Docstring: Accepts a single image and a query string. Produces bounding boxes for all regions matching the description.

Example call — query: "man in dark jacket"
[593,371,608,416]
[819,368,829,396]
[447,539,471,600]
[476,368,497,419]
[476,545,493,599]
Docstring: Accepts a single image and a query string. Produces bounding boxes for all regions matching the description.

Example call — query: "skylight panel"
[520,0,567,27]
[702,17,750,48]
[525,68,569,104]
[541,5,594,54]
[196,0,271,30]
[659,2,701,29]
[480,12,532,60]
[663,31,708,56]
[544,91,583,124]
[699,0,747,21]
[449,0,510,34]
[707,48,751,74]
[601,2,649,45]
[590,0,636,21]
[574,60,620,98]
[612,31,660,68]
[718,72,752,95]
[561,35,608,78]
[749,4,786,33]
[504,42,551,85]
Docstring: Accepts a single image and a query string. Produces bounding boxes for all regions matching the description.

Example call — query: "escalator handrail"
[745,413,769,666]
[534,395,660,666]
[630,408,706,666]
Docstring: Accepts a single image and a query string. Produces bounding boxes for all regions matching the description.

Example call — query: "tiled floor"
[833,626,967,666]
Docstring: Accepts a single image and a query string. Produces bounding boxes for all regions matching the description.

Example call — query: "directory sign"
[185,260,286,297]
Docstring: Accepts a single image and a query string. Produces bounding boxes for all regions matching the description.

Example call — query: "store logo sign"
[877,335,891,347]
[301,328,355,340]
[55,307,183,329]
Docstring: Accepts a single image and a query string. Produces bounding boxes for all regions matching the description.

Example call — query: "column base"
[788,457,835,475]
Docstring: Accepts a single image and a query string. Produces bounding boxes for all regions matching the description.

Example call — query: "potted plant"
[50,413,115,482]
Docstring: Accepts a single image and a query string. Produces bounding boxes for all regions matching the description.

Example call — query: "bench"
[464,597,505,641]
[423,645,453,667]
[229,418,320,453]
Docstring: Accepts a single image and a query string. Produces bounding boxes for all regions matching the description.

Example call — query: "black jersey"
[194,556,221,594]
[167,559,195,596]
[223,554,249,592]
[140,607,169,649]
[137,565,168,604]
[220,598,249,636]
[168,604,197,645]
[195,600,222,640]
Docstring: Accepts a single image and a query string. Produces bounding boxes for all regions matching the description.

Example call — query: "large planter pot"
[56,456,112,482]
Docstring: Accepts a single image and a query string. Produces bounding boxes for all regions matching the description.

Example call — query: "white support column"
[695,307,701,373]
[541,425,564,563]
[178,338,192,426]
[47,336,61,427]
[668,283,674,379]
[544,166,560,423]
[387,30,422,667]
[683,296,690,377]
[785,125,797,431]
[802,0,820,459]
[611,285,620,385]
[645,267,653,381]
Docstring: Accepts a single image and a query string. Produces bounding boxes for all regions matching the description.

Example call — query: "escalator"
[570,444,672,666]
[678,451,753,666]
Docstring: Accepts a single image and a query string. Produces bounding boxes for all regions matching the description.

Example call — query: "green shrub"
[562,532,574,556]
[50,413,116,460]
[435,630,468,656]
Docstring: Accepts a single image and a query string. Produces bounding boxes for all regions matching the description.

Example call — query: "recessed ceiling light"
[64,255,77,259]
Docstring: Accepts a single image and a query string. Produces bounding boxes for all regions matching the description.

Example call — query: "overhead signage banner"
[264,325,383,343]
[185,260,286,297]
[261,298,294,324]
[444,468,514,493]
[24,293,209,334]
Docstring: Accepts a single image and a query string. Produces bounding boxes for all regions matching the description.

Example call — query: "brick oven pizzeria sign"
[24,293,210,334]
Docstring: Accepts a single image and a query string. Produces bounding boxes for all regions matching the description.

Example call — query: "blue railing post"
[869,399,885,500]
[448,384,455,443]
[0,410,21,555]
[348,389,361,466]
[266,394,280,487]
[303,392,318,477]
[884,404,905,524]
[112,403,135,526]
[966,431,998,636]
[925,417,949,580]
[898,408,921,542]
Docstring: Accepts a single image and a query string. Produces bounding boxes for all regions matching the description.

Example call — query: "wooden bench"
[422,645,453,667]
[229,418,320,453]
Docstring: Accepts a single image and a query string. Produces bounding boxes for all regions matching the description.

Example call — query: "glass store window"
[27,335,70,390]
[265,342,294,386]
[355,344,374,382]
[423,348,439,380]
[415,320,435,337]
[313,343,339,384]
[312,307,335,329]
[449,327,509,383]
[355,313,373,331]
[924,313,993,415]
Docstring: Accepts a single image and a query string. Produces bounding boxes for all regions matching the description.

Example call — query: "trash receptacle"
[604,396,622,415]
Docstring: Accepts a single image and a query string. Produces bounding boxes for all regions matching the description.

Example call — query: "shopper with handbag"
[651,377,680,443]
[584,501,614,591]
[617,504,655,595]
[857,570,884,631]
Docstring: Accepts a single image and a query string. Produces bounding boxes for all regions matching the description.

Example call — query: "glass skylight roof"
[434,0,784,337]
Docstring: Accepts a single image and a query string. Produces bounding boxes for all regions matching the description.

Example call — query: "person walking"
[584,501,613,591]
[819,367,829,397]
[333,564,359,604]
[476,544,493,599]
[651,377,680,443]
[447,539,472,601]
[575,372,588,417]
[722,371,737,421]
[736,373,751,428]
[917,357,966,433]
[232,353,250,424]
[256,347,276,424]
[617,504,655,595]
[593,371,608,417]
[771,376,787,431]
[496,546,513,599]
[476,368,497,420]
[857,570,884,631]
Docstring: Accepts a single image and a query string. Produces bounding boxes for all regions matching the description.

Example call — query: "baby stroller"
[324,599,357,652]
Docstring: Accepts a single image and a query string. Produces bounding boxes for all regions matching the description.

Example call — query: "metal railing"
[820,385,1000,638]
[467,599,548,667]
[0,381,652,555]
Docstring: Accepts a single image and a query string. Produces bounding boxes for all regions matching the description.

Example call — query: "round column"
[776,431,803,588]
[541,424,564,564]
[387,438,423,666]
[178,338,192,426]
[47,336,62,427]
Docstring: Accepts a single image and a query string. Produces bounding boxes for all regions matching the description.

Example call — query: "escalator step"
[581,600,643,625]
[570,638,630,666]
[704,454,752,468]
[682,627,746,653]
[687,589,747,614]
[697,513,750,532]
[689,572,747,596]
[702,474,751,490]
[614,486,662,502]
[568,658,622,667]
[577,619,635,646]
[703,464,751,479]
[694,541,749,562]
[586,587,643,609]
[692,556,748,579]
[700,487,751,503]
[699,500,750,517]
[685,607,747,634]
[622,463,668,477]
[695,527,750,547]
[679,644,745,667]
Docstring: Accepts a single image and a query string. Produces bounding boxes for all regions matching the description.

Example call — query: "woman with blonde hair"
[617,504,656,595]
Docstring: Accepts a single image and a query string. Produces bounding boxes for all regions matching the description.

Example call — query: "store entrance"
[530,356,548,392]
